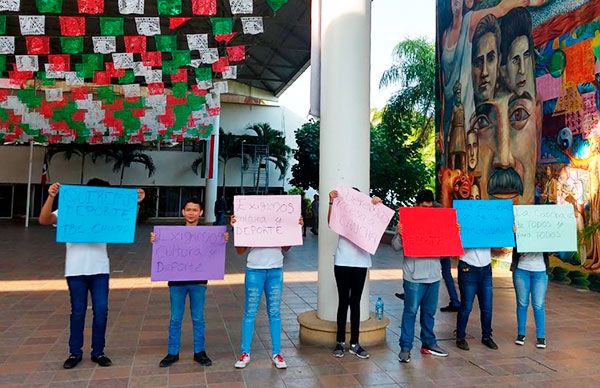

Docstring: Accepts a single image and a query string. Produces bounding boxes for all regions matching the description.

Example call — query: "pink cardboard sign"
[233,195,302,247]
[329,186,395,255]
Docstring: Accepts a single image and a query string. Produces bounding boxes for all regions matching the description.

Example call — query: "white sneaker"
[234,352,250,368]
[272,354,287,369]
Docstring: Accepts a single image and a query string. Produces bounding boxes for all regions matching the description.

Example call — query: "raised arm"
[327,190,337,224]
[39,182,60,225]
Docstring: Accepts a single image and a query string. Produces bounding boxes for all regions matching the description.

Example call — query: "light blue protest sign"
[514,204,578,253]
[453,199,515,248]
[56,185,138,243]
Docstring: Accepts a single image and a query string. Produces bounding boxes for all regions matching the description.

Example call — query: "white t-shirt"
[460,248,492,267]
[53,210,110,277]
[518,252,546,272]
[334,236,372,268]
[247,247,284,269]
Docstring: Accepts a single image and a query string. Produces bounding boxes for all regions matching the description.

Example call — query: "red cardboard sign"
[399,207,464,257]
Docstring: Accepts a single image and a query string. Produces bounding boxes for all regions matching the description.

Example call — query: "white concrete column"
[318,0,372,322]
[204,108,220,224]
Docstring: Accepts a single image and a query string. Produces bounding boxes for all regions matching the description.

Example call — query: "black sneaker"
[159,354,179,368]
[421,344,448,357]
[91,353,112,367]
[194,351,212,366]
[332,342,345,358]
[515,335,525,346]
[349,343,370,359]
[536,338,546,349]
[440,304,459,312]
[456,339,469,351]
[398,351,411,363]
[395,293,405,300]
[63,354,82,369]
[482,337,499,350]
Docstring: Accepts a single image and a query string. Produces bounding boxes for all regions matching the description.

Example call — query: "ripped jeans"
[241,267,283,356]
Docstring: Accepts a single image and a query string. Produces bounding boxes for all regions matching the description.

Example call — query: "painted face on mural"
[467,129,478,170]
[470,89,540,203]
[504,36,534,96]
[470,184,481,199]
[472,32,499,103]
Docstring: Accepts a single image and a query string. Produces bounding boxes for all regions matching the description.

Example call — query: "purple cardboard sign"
[151,225,227,282]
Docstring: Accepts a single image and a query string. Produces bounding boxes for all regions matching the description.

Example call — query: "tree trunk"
[120,166,125,186]
[221,159,228,196]
[80,154,85,184]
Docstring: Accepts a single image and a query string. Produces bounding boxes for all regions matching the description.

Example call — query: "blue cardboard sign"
[453,199,515,248]
[56,185,138,243]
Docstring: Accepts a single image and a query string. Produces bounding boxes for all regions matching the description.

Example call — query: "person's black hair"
[499,7,533,66]
[182,197,203,210]
[352,187,360,192]
[86,178,110,187]
[472,14,501,65]
[415,189,435,204]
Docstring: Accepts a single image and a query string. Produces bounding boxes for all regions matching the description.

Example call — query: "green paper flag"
[37,72,56,86]
[119,70,135,84]
[266,0,288,12]
[195,67,212,81]
[155,35,178,52]
[172,82,188,98]
[162,60,174,75]
[187,94,205,110]
[157,0,182,15]
[82,53,104,71]
[18,89,42,109]
[36,0,63,13]
[0,16,5,35]
[61,37,84,54]
[75,63,94,79]
[210,18,233,36]
[171,50,191,67]
[100,17,124,36]
[0,55,6,73]
[97,86,116,103]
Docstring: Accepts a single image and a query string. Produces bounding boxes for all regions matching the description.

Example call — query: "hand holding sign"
[329,187,394,255]
[453,199,515,248]
[514,204,577,252]
[399,207,464,257]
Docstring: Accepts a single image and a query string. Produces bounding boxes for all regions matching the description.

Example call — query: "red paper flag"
[208,107,221,116]
[170,17,191,30]
[398,207,464,257]
[192,0,216,15]
[167,95,187,105]
[142,51,162,67]
[105,62,125,78]
[59,17,86,36]
[71,87,90,100]
[191,85,208,96]
[48,54,70,71]
[212,57,229,73]
[148,82,164,95]
[214,33,237,44]
[171,68,188,83]
[226,45,245,62]
[93,71,111,85]
[132,108,145,118]
[77,0,103,14]
[124,35,146,53]
[26,36,50,55]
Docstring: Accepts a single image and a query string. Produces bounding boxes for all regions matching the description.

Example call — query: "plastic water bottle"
[375,297,384,320]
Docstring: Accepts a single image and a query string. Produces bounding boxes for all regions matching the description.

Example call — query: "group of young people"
[38,180,548,371]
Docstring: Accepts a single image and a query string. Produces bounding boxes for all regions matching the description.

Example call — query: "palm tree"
[245,123,292,190]
[102,145,156,186]
[47,144,97,184]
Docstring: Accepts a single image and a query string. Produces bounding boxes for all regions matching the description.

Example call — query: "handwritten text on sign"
[453,199,515,248]
[329,187,395,255]
[399,207,464,257]
[514,205,577,253]
[56,185,137,243]
[151,226,227,281]
[233,195,302,247]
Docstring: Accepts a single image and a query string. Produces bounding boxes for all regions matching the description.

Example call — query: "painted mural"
[436,0,600,290]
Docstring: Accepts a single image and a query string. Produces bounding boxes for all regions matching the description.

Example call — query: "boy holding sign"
[150,198,229,368]
[38,180,145,369]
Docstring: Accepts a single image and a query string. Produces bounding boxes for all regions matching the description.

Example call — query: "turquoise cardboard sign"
[453,199,515,248]
[56,185,138,243]
[514,204,578,253]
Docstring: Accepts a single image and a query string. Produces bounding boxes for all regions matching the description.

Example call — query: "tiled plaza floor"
[2,223,600,387]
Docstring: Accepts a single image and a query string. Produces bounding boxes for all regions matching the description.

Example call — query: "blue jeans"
[456,261,493,340]
[399,280,440,352]
[441,257,460,308]
[168,284,207,355]
[241,267,283,355]
[513,268,548,339]
[66,274,109,357]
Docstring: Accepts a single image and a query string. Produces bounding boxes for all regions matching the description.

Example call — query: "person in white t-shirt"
[329,188,382,360]
[39,179,145,370]
[230,215,303,370]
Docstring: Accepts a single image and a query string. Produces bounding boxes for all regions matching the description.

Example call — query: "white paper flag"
[15,55,39,72]
[206,92,220,107]
[241,17,264,35]
[199,48,219,64]
[133,62,150,76]
[196,79,212,89]
[222,66,237,80]
[0,0,18,11]
[19,16,45,36]
[0,37,15,54]
[93,37,117,54]
[65,72,84,86]
[145,69,163,83]
[45,89,64,102]
[212,82,228,95]
[118,0,144,14]
[230,0,252,14]
[135,17,161,36]
[44,64,66,79]
[122,84,141,98]
[186,34,208,51]
[112,53,135,69]
[190,59,203,68]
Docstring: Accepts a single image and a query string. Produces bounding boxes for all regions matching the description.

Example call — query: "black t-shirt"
[168,280,208,286]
